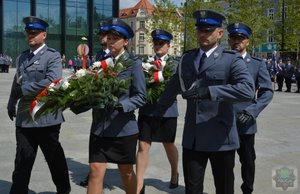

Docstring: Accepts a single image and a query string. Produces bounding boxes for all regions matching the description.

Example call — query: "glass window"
[139,46,144,54]
[140,21,145,28]
[267,30,274,43]
[3,0,30,61]
[139,33,144,42]
[268,8,274,20]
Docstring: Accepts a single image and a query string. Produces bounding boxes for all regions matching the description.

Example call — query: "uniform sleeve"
[7,74,19,110]
[119,58,146,112]
[244,60,273,118]
[21,51,62,96]
[209,54,255,102]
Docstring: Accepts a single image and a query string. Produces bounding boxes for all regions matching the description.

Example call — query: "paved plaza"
[0,68,299,194]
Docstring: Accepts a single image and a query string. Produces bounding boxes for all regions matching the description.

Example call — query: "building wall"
[1,0,118,64]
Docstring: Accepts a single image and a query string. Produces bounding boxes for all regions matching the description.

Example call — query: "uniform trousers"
[276,75,284,90]
[284,77,292,91]
[10,124,70,194]
[237,134,256,194]
[183,148,235,194]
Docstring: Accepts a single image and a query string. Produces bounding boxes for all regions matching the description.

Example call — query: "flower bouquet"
[142,56,174,104]
[30,55,134,121]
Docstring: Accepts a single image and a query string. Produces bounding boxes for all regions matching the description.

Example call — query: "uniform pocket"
[205,71,225,85]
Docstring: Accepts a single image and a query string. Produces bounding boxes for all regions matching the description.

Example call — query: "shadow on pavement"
[66,158,123,192]
[0,180,49,194]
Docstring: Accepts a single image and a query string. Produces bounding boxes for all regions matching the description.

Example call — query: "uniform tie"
[198,53,207,71]
[28,52,34,61]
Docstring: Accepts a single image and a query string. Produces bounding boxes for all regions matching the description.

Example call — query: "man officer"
[153,10,255,194]
[227,22,273,194]
[7,16,70,194]
[95,21,111,61]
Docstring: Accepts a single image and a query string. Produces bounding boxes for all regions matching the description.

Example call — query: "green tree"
[225,0,274,54]
[280,0,300,57]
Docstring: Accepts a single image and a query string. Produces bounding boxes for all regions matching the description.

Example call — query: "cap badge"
[234,23,239,28]
[200,10,206,18]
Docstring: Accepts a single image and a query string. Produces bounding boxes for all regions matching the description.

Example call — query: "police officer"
[227,22,274,194]
[7,16,71,194]
[152,10,255,194]
[136,29,179,193]
[95,21,111,61]
[276,59,285,91]
[295,63,300,93]
[84,18,146,194]
[283,58,294,92]
[79,20,111,187]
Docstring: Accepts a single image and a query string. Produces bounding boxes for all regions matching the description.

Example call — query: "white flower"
[60,78,70,90]
[76,69,87,78]
[142,62,153,71]
[92,61,101,68]
[147,56,155,62]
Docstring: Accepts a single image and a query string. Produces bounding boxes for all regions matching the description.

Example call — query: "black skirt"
[89,133,138,164]
[138,115,177,143]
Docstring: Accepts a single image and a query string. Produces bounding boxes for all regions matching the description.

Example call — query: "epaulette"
[250,56,263,62]
[47,47,56,52]
[183,48,198,55]
[223,50,238,54]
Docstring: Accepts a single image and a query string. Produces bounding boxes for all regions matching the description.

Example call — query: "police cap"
[227,22,252,39]
[98,21,109,34]
[151,29,173,42]
[193,9,226,30]
[23,16,49,32]
[107,18,134,39]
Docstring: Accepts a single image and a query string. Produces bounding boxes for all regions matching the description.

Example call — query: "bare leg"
[163,143,179,183]
[87,162,106,194]
[118,164,137,194]
[136,140,151,193]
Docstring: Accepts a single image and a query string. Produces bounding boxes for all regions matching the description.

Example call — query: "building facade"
[0,0,119,65]
[119,0,182,57]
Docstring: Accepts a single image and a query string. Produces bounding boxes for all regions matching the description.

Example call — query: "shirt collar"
[31,44,46,55]
[200,45,218,58]
[242,52,247,59]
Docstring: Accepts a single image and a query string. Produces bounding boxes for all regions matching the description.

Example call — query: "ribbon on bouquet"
[92,58,114,73]
[152,59,165,83]
[30,79,61,121]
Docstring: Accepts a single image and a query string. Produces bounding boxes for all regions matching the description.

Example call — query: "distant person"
[283,58,294,92]
[7,16,70,194]
[275,59,285,91]
[295,62,300,93]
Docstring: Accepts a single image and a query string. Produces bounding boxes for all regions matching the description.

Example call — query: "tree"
[146,0,184,52]
[225,0,274,55]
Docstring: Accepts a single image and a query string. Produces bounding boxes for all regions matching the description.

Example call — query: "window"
[140,21,145,28]
[139,33,144,42]
[139,46,144,54]
[267,30,274,42]
[268,8,274,20]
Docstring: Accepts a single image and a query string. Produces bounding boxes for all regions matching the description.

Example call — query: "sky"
[120,0,186,9]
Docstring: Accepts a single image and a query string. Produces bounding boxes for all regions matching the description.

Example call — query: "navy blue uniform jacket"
[90,51,146,137]
[156,47,255,152]
[233,55,273,134]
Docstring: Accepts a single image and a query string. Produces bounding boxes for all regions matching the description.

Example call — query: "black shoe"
[139,184,145,194]
[294,90,300,93]
[79,175,89,187]
[275,89,282,91]
[285,90,291,92]
[169,173,179,189]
